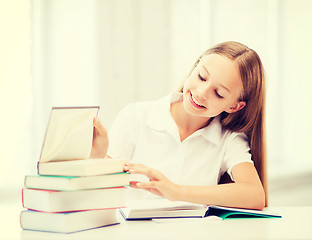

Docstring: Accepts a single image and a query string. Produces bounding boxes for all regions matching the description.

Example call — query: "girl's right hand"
[124,163,181,201]
[90,117,109,158]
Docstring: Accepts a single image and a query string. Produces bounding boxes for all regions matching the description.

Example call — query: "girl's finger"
[93,117,107,134]
[135,181,158,189]
[129,181,163,197]
[129,165,162,180]
[126,163,143,168]
[129,181,140,188]
[123,165,129,172]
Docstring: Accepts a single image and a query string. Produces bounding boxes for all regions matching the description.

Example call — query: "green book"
[24,172,129,191]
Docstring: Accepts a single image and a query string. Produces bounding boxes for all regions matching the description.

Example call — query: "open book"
[39,106,99,163]
[36,106,128,176]
[119,198,281,220]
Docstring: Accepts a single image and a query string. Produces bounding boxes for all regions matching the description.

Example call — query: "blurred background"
[1,0,312,206]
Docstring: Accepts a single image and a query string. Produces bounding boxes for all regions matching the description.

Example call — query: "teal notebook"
[205,205,282,220]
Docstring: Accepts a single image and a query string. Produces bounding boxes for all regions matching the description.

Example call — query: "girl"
[91,41,266,210]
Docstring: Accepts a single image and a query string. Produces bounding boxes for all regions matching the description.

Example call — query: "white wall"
[1,0,312,195]
[31,0,101,167]
[0,0,32,192]
[97,0,173,128]
[277,0,312,174]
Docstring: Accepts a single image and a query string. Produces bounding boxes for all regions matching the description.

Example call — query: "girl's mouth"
[189,92,206,109]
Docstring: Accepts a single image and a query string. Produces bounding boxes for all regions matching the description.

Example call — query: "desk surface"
[1,201,311,240]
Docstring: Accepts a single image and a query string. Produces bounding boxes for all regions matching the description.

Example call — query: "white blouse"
[107,93,253,188]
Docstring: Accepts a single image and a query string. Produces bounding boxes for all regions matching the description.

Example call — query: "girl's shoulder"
[222,127,248,141]
[221,127,250,150]
[205,116,248,145]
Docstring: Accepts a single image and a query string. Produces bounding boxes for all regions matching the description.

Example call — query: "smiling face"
[182,54,246,118]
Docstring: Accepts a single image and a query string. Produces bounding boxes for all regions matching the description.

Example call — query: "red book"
[22,187,126,213]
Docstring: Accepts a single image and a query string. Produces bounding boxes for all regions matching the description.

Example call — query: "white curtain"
[1,0,312,194]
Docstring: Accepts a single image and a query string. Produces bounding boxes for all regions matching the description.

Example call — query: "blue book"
[20,209,119,233]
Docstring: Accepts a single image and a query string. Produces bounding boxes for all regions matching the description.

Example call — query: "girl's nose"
[197,84,211,99]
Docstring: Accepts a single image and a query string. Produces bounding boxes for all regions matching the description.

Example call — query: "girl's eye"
[215,90,224,99]
[198,74,206,81]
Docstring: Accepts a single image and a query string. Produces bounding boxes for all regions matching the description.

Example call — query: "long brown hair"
[180,41,267,205]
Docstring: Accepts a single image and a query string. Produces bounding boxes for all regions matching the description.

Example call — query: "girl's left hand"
[123,163,180,201]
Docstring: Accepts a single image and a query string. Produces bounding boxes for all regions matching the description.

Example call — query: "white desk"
[1,201,311,240]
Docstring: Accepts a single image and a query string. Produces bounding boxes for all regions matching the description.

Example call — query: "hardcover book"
[37,158,128,176]
[20,209,119,233]
[22,187,126,212]
[39,106,99,163]
[24,172,129,191]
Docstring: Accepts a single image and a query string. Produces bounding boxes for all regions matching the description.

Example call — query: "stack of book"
[21,158,128,233]
[20,107,129,233]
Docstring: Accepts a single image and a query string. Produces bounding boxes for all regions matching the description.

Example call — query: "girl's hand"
[123,163,181,201]
[90,117,109,158]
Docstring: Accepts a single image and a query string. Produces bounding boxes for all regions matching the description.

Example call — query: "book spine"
[36,162,39,175]
[24,188,59,193]
[24,207,127,214]
[52,106,99,110]
[21,188,25,208]
[19,211,24,230]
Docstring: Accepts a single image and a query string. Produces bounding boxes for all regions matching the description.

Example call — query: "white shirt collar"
[147,92,223,145]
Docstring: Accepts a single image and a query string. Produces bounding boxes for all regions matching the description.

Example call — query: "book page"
[152,216,222,223]
[126,198,206,211]
[39,107,99,162]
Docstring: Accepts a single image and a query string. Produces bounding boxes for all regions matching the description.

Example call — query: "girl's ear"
[226,101,246,113]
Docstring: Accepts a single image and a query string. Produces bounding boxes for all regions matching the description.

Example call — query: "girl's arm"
[124,162,265,210]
